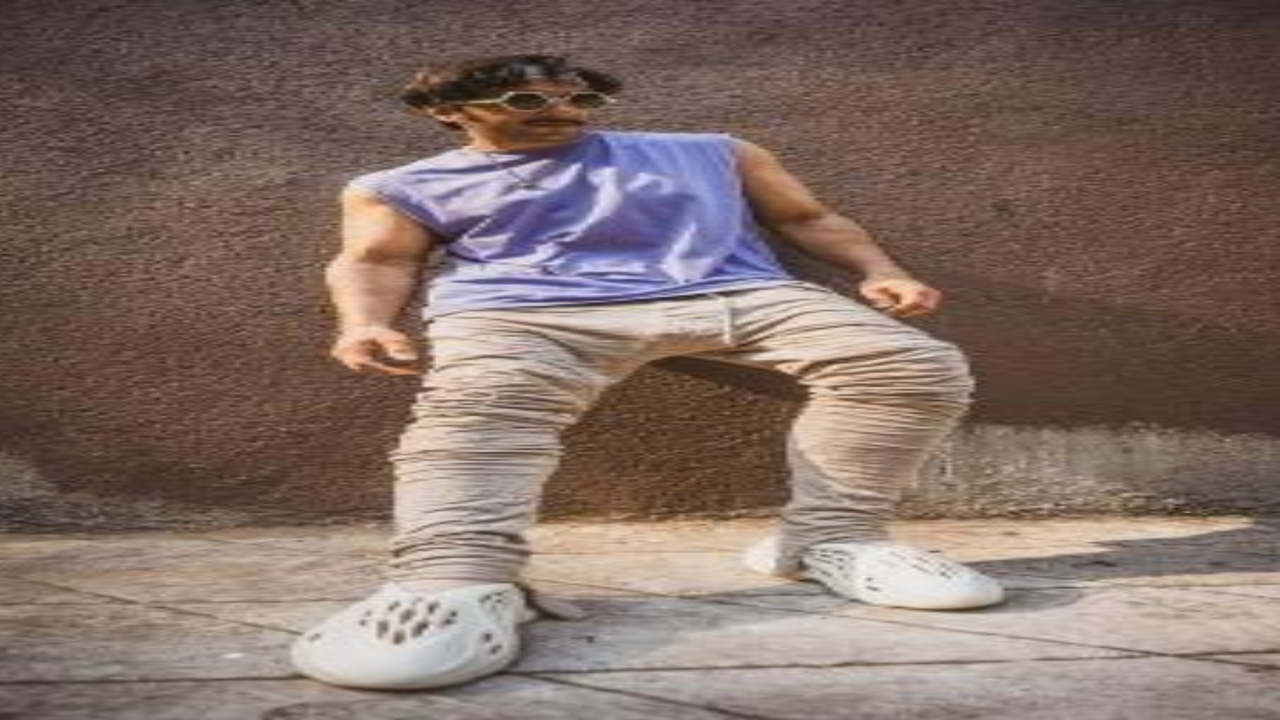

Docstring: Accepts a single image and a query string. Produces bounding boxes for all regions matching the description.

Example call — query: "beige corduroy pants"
[386,280,975,589]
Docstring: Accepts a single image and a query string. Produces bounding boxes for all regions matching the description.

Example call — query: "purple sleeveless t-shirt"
[347,129,802,320]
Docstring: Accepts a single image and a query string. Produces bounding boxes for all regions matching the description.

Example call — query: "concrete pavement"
[2,516,1279,719]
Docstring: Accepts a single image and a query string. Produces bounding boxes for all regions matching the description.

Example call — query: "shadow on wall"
[663,266,1280,435]
[0,267,1276,527]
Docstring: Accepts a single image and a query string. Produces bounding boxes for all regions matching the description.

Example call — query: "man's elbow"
[328,252,423,271]
[761,209,846,235]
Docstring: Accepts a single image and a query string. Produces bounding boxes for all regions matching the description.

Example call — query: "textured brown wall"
[3,0,1278,529]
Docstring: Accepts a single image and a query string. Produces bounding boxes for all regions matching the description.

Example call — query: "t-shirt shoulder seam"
[349,152,458,182]
[609,130,735,146]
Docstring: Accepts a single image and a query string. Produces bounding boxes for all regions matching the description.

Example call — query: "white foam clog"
[744,536,1006,610]
[290,582,535,690]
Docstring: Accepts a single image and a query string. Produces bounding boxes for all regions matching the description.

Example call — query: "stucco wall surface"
[2,0,1278,529]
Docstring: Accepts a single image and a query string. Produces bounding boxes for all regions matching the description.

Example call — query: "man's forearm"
[325,257,423,331]
[769,213,913,280]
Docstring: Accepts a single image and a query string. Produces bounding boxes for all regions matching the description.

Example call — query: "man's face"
[427,78,606,145]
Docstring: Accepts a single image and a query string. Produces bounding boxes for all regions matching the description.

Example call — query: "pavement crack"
[520,672,779,720]
[523,655,1132,675]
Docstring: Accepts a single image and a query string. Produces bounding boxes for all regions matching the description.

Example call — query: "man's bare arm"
[733,139,942,318]
[325,188,438,375]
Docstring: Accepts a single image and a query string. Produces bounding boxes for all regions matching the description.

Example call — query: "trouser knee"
[394,364,605,452]
[815,342,975,407]
[911,342,976,403]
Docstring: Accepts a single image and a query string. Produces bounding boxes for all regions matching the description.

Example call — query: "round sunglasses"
[459,90,618,112]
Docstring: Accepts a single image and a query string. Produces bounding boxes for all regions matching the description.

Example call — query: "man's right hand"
[330,326,426,376]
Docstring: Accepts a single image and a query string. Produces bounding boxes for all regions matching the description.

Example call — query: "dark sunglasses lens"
[504,93,551,110]
[567,92,611,109]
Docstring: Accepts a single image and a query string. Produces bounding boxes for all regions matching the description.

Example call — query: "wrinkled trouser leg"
[386,308,651,588]
[684,283,976,577]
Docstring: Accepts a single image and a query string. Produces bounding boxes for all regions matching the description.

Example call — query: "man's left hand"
[858,276,943,318]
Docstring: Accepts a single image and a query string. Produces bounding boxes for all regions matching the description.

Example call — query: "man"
[292,54,1004,691]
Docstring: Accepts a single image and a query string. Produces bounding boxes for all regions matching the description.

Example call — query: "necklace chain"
[472,135,592,190]
[481,151,552,191]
